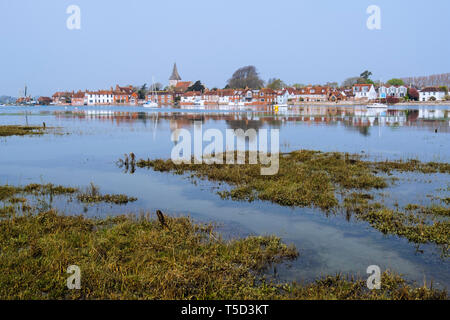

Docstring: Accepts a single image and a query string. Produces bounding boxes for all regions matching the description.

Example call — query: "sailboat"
[143,77,159,108]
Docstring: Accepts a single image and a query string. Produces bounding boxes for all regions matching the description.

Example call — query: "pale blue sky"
[0,0,449,96]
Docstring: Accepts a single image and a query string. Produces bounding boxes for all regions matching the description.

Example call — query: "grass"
[0,182,137,211]
[76,183,137,205]
[136,150,388,211]
[0,209,446,300]
[132,150,450,249]
[0,125,48,137]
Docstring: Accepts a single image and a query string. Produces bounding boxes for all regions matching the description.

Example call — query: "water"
[1,104,449,288]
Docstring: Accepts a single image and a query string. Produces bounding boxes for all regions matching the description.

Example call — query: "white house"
[180,91,202,103]
[378,85,408,99]
[86,91,114,105]
[419,87,447,101]
[276,88,298,105]
[353,84,377,100]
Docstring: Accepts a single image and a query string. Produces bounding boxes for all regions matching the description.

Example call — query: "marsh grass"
[136,150,388,211]
[0,183,137,212]
[132,150,450,248]
[76,183,137,205]
[343,195,449,251]
[0,125,48,137]
[0,209,446,300]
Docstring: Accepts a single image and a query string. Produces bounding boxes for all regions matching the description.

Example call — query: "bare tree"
[401,73,450,88]
[227,66,265,89]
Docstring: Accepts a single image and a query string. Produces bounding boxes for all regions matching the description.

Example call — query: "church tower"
[169,63,182,87]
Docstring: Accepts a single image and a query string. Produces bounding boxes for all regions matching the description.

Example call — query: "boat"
[367,103,388,109]
[0,104,6,107]
[144,77,159,108]
[143,101,158,108]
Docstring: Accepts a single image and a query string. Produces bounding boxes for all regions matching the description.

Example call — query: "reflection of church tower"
[169,63,182,87]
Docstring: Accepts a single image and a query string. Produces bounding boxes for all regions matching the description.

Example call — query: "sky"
[0,0,449,97]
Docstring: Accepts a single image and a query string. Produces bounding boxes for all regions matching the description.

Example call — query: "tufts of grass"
[0,183,137,208]
[0,210,297,300]
[0,125,48,137]
[374,159,450,174]
[76,183,137,205]
[284,272,447,300]
[136,150,388,211]
[343,195,450,252]
[0,209,446,300]
[132,150,450,248]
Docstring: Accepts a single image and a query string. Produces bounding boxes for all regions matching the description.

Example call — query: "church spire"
[169,63,181,81]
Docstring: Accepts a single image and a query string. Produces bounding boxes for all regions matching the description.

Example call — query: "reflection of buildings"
[53,106,450,135]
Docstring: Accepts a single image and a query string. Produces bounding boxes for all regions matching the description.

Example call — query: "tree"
[360,70,373,80]
[187,80,206,93]
[291,83,305,89]
[387,78,405,86]
[227,66,264,89]
[136,84,148,100]
[342,76,374,87]
[407,88,419,101]
[325,82,338,88]
[267,78,286,90]
[342,77,360,88]
[439,86,448,94]
[151,82,163,91]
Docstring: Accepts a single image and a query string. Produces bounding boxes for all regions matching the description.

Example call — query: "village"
[18,64,450,107]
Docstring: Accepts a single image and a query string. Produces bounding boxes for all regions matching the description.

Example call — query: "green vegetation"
[387,79,405,86]
[0,182,137,210]
[186,80,206,93]
[344,194,449,250]
[133,150,450,249]
[76,183,137,205]
[137,151,389,210]
[0,209,446,300]
[267,78,287,90]
[0,125,49,137]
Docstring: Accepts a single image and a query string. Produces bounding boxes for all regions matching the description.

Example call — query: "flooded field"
[1,104,449,289]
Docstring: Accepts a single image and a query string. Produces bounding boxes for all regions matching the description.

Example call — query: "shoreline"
[3,100,450,108]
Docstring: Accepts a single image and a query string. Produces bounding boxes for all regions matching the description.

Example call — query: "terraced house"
[242,88,277,105]
[298,86,330,102]
[378,85,408,99]
[86,90,114,105]
[147,91,174,105]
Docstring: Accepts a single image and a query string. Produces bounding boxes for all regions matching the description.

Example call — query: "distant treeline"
[0,96,17,104]
[401,73,450,88]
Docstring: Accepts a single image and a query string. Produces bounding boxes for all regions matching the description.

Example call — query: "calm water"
[1,105,449,288]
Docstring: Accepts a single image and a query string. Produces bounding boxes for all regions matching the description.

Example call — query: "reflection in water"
[50,106,449,136]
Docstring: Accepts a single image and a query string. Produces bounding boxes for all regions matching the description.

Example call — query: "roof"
[72,91,86,98]
[420,87,446,92]
[170,63,182,81]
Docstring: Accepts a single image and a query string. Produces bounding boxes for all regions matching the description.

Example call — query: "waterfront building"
[352,84,377,100]
[419,87,447,101]
[378,85,408,99]
[71,91,87,105]
[86,90,114,105]
[146,91,174,105]
[277,88,300,105]
[298,86,330,102]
